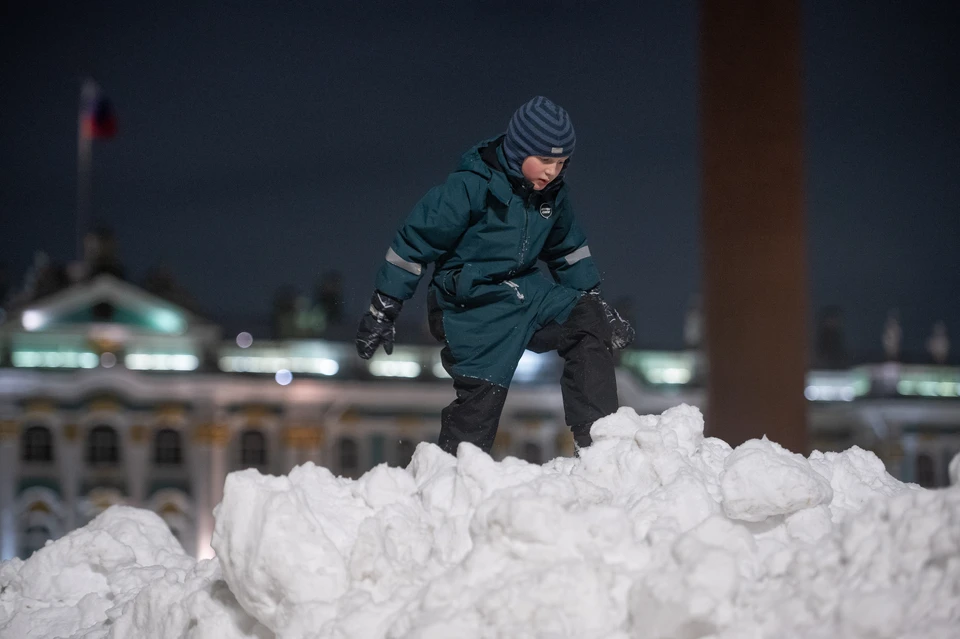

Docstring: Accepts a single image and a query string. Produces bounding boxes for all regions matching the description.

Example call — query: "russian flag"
[80,80,118,139]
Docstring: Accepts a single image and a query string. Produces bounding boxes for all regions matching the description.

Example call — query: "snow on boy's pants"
[430,288,618,455]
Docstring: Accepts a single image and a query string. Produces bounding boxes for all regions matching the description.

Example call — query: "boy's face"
[521,156,569,190]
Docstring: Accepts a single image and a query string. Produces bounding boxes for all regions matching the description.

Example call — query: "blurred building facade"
[1,274,959,559]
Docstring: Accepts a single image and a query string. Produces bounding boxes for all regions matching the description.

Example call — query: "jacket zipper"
[511,200,531,277]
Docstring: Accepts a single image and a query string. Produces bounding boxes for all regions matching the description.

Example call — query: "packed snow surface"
[2,405,959,638]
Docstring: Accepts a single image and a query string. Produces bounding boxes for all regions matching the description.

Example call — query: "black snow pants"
[430,292,619,455]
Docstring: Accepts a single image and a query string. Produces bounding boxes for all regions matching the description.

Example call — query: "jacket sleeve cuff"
[374,261,421,301]
[554,260,601,292]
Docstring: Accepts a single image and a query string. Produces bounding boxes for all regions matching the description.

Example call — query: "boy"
[356,96,634,455]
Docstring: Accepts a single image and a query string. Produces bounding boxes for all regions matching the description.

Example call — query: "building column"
[700,0,809,452]
[190,422,229,559]
[209,427,228,508]
[283,425,323,473]
[317,425,326,466]
[0,421,20,560]
[283,427,300,472]
[190,424,213,559]
[59,424,82,532]
[126,425,149,506]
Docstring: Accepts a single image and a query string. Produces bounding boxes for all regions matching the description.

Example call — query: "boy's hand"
[356,291,403,359]
[588,287,635,350]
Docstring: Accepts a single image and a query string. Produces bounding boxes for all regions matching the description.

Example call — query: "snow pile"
[0,507,268,639]
[3,405,959,638]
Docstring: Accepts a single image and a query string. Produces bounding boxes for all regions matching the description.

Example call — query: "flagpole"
[77,80,93,261]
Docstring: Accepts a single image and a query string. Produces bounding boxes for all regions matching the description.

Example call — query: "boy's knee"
[564,294,612,340]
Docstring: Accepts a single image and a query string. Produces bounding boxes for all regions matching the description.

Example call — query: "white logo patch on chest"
[539,203,553,219]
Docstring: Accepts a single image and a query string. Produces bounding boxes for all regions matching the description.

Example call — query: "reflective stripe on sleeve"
[385,248,423,276]
[563,245,592,266]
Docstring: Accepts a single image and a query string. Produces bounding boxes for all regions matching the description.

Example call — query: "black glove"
[588,287,635,350]
[355,291,403,359]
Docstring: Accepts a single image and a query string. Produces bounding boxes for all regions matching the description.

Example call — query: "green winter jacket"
[375,136,600,305]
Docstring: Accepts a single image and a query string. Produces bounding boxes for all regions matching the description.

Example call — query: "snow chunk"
[721,437,833,522]
[0,506,265,639]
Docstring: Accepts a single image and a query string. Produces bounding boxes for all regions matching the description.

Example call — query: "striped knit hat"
[502,96,576,175]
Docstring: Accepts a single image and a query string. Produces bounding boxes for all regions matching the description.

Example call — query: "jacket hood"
[457,136,566,205]
[456,136,501,176]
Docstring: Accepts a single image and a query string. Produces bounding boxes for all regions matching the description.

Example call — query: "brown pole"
[699,1,809,452]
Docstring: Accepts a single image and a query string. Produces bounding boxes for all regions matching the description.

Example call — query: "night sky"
[2,1,957,357]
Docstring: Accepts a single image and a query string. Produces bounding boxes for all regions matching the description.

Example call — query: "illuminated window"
[22,426,54,463]
[240,430,267,467]
[19,500,61,559]
[396,439,416,468]
[87,425,120,465]
[21,523,52,559]
[338,437,359,476]
[154,428,182,465]
[916,453,936,488]
[157,503,186,544]
[523,442,543,465]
